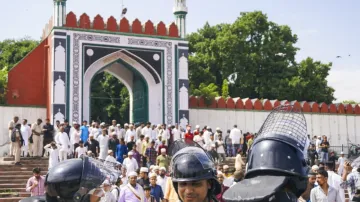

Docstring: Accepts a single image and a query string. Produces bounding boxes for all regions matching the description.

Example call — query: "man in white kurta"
[119,171,144,202]
[58,127,70,161]
[326,162,345,202]
[44,142,59,170]
[20,119,31,157]
[337,152,346,176]
[126,125,136,142]
[229,125,241,156]
[172,124,182,142]
[97,129,109,160]
[203,127,212,145]
[123,151,139,176]
[141,122,152,138]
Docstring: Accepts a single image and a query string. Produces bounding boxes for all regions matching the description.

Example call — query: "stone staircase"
[0,157,49,202]
[0,156,351,202]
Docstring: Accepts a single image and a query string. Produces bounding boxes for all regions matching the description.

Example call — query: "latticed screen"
[256,105,308,151]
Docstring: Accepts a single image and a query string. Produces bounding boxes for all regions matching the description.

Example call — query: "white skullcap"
[168,124,172,127]
[140,167,149,173]
[108,150,113,154]
[86,125,90,127]
[153,166,160,171]
[116,124,120,126]
[128,151,134,155]
[196,125,200,128]
[100,122,105,126]
[216,127,221,131]
[161,148,166,153]
[312,165,319,170]
[145,135,150,138]
[341,151,344,154]
[206,126,211,129]
[223,165,229,169]
[157,124,161,127]
[87,151,92,154]
[149,172,157,178]
[102,179,110,185]
[112,132,117,135]
[150,165,155,170]
[129,124,134,127]
[217,171,223,175]
[124,123,129,126]
[73,122,78,125]
[160,167,166,171]
[89,134,94,137]
[128,171,138,177]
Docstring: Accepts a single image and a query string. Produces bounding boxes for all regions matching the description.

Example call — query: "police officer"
[170,139,221,202]
[223,105,309,202]
[20,156,120,202]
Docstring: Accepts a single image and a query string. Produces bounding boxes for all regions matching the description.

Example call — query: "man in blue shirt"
[80,120,89,143]
[149,172,163,202]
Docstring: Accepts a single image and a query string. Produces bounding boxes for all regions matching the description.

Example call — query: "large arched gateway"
[6,0,190,127]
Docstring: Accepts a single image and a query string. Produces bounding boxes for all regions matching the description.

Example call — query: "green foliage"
[187,11,336,103]
[0,37,39,104]
[90,72,129,124]
[192,83,219,106]
[0,37,39,71]
[342,100,358,105]
[222,79,229,98]
[0,67,8,104]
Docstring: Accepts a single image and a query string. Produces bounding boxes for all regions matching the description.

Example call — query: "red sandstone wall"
[6,38,49,107]
[189,96,360,115]
[65,12,179,38]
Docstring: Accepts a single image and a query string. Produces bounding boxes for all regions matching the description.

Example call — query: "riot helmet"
[223,105,309,202]
[169,139,221,200]
[45,156,120,201]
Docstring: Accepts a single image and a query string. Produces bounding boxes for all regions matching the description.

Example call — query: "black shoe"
[15,162,22,166]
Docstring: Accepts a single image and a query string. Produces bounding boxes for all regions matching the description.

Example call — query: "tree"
[287,57,335,103]
[342,100,358,104]
[90,72,129,124]
[222,79,229,98]
[192,83,219,106]
[0,37,39,104]
[187,11,336,103]
[0,67,8,104]
[0,37,39,71]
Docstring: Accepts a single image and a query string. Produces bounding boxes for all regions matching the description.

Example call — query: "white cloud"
[327,67,360,102]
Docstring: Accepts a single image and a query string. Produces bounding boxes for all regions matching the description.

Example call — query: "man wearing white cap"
[157,167,168,195]
[126,124,136,142]
[193,125,201,136]
[214,127,221,140]
[108,120,118,135]
[157,148,170,169]
[100,179,116,202]
[203,126,212,145]
[337,151,346,175]
[123,151,139,176]
[137,167,150,187]
[97,128,109,160]
[119,171,145,202]
[172,124,182,142]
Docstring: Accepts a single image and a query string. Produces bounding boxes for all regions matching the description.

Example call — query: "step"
[0,166,48,171]
[0,175,34,180]
[0,179,30,183]
[0,188,26,192]
[0,171,39,175]
[0,192,30,197]
[0,184,26,189]
[2,157,49,161]
[0,197,26,202]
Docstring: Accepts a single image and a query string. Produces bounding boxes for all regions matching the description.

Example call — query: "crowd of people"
[9,115,360,202]
[8,116,251,201]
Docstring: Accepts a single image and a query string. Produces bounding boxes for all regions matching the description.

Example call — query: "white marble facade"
[54,75,65,104]
[54,108,65,123]
[179,83,188,110]
[179,53,188,80]
[54,42,66,72]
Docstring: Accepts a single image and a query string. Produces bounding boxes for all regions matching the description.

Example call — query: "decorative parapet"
[63,12,179,38]
[189,96,360,115]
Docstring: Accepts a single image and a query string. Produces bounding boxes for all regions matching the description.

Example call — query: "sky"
[0,0,359,102]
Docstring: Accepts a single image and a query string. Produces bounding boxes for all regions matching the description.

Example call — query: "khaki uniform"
[13,129,21,162]
[8,120,17,156]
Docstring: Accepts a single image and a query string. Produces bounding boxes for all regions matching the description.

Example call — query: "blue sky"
[0,0,358,102]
